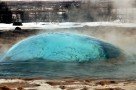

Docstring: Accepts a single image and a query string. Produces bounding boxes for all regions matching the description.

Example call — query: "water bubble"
[2,33,123,62]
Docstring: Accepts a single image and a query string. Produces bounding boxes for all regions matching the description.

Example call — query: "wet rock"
[95,80,117,86]
[0,86,12,90]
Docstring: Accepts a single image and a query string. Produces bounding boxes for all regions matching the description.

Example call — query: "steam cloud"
[112,0,135,8]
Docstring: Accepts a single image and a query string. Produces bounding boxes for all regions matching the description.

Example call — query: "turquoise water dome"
[2,33,122,62]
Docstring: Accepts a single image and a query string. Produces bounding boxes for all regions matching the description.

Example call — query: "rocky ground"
[0,78,136,90]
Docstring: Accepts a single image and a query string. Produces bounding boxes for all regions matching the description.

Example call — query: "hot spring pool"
[0,33,135,80]
[1,33,123,62]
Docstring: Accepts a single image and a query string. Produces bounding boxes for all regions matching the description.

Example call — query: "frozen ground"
[0,22,136,31]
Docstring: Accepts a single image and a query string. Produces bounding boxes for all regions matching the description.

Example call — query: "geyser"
[2,33,123,62]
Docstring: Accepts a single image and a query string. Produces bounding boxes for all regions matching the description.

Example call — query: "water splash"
[1,33,123,62]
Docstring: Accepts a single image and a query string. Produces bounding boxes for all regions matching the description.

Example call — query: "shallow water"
[0,56,136,80]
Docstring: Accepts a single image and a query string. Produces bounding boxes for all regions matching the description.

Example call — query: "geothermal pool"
[0,24,136,80]
[1,33,122,62]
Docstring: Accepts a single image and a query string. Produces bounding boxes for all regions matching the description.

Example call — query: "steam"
[84,0,135,8]
[78,26,136,57]
[111,0,136,23]
[112,0,135,8]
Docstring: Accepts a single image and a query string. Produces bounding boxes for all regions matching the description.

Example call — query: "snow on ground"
[0,22,136,31]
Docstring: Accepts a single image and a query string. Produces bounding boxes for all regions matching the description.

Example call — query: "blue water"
[0,59,136,79]
[0,33,135,79]
[1,33,122,62]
